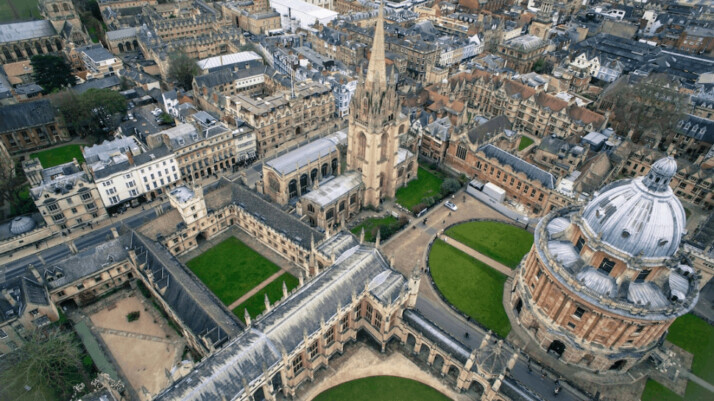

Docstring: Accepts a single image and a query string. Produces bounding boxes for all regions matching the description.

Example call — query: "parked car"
[444,201,457,211]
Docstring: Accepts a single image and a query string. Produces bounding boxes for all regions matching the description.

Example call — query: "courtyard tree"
[168,50,199,90]
[54,88,127,139]
[600,74,688,145]
[0,157,35,217]
[0,328,84,400]
[440,178,461,196]
[30,54,76,93]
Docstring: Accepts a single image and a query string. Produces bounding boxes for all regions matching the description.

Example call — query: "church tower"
[346,1,413,208]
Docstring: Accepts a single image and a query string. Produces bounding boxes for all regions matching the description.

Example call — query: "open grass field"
[446,221,533,268]
[350,215,405,242]
[187,236,281,305]
[233,272,298,322]
[641,314,714,401]
[30,144,85,168]
[429,240,510,337]
[518,136,534,151]
[395,166,444,210]
[0,0,41,23]
[313,376,451,401]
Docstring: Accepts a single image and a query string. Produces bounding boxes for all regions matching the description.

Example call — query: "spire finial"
[365,1,386,90]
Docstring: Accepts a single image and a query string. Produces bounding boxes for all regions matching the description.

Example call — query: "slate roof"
[22,277,49,306]
[73,75,121,94]
[478,144,556,189]
[131,232,243,346]
[156,236,407,401]
[676,114,714,143]
[467,115,512,144]
[0,20,57,43]
[403,309,472,366]
[0,100,56,134]
[265,132,346,177]
[105,27,137,41]
[44,234,133,290]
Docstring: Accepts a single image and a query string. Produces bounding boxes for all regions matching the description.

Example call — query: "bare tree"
[600,74,688,145]
[0,328,83,400]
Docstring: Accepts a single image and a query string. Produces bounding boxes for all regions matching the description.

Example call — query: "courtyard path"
[439,235,514,278]
[227,269,286,311]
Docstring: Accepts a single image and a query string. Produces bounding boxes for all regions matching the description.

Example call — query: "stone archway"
[432,353,444,373]
[547,340,565,358]
[417,344,430,363]
[406,333,416,351]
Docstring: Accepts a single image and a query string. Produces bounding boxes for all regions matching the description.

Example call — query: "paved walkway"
[439,234,514,277]
[227,269,286,311]
[681,370,714,394]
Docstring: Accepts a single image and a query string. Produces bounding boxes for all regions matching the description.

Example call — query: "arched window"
[357,132,366,159]
[310,168,318,182]
[34,42,43,55]
[2,47,11,61]
[118,43,124,52]
[380,133,389,160]
[338,201,345,212]
[307,204,314,213]
[321,163,328,177]
[24,43,33,57]
[299,174,308,194]
[288,180,297,198]
[13,45,22,58]
[399,124,406,134]
[53,4,59,12]
[331,158,338,174]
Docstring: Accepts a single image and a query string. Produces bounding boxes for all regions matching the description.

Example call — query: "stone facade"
[0,20,64,63]
[0,100,71,154]
[346,4,417,208]
[497,35,549,74]
[297,172,364,229]
[227,81,336,157]
[448,70,607,139]
[25,159,108,233]
[511,158,699,373]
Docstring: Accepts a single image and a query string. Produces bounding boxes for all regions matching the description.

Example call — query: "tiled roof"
[479,144,556,189]
[0,100,56,134]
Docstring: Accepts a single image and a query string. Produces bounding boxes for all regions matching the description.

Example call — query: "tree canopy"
[168,50,200,90]
[30,54,76,94]
[600,74,688,144]
[54,88,128,139]
[0,328,84,400]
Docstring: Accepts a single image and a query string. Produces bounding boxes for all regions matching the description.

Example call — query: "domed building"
[510,157,699,373]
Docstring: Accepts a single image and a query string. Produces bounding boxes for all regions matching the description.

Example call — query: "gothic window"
[373,311,382,330]
[365,303,373,321]
[310,168,318,182]
[307,204,314,213]
[338,201,345,212]
[292,356,303,374]
[268,173,280,192]
[308,340,319,359]
[357,132,367,159]
[52,4,59,12]
[380,133,389,160]
[326,209,334,220]
[331,158,338,173]
[321,163,328,177]
[288,179,297,198]
[300,174,308,193]
[324,327,335,346]
[456,145,467,160]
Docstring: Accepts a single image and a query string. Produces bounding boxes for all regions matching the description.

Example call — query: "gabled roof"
[0,100,56,134]
[478,144,556,189]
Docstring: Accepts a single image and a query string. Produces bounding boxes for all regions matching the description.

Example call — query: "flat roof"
[301,172,362,207]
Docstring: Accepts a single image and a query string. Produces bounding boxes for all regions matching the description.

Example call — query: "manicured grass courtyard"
[395,166,444,211]
[350,215,406,242]
[30,144,85,168]
[446,221,533,268]
[641,314,714,401]
[187,237,280,305]
[233,272,299,323]
[313,376,450,401]
[518,136,534,151]
[0,0,41,23]
[429,240,511,337]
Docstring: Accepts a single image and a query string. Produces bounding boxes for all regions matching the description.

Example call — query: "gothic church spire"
[365,1,386,91]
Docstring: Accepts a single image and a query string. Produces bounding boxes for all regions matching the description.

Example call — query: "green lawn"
[664,314,714,400]
[11,0,40,20]
[429,240,511,337]
[446,221,533,268]
[233,272,298,323]
[518,136,534,151]
[187,236,281,305]
[0,0,41,22]
[350,215,405,242]
[642,380,683,401]
[395,166,444,211]
[30,144,85,168]
[313,376,451,401]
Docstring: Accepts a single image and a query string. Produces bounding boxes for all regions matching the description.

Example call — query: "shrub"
[411,203,427,215]
[440,178,461,196]
[137,280,152,298]
[126,311,140,322]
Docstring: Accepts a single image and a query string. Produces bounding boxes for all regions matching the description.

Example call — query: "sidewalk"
[439,234,514,278]
[228,269,286,311]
